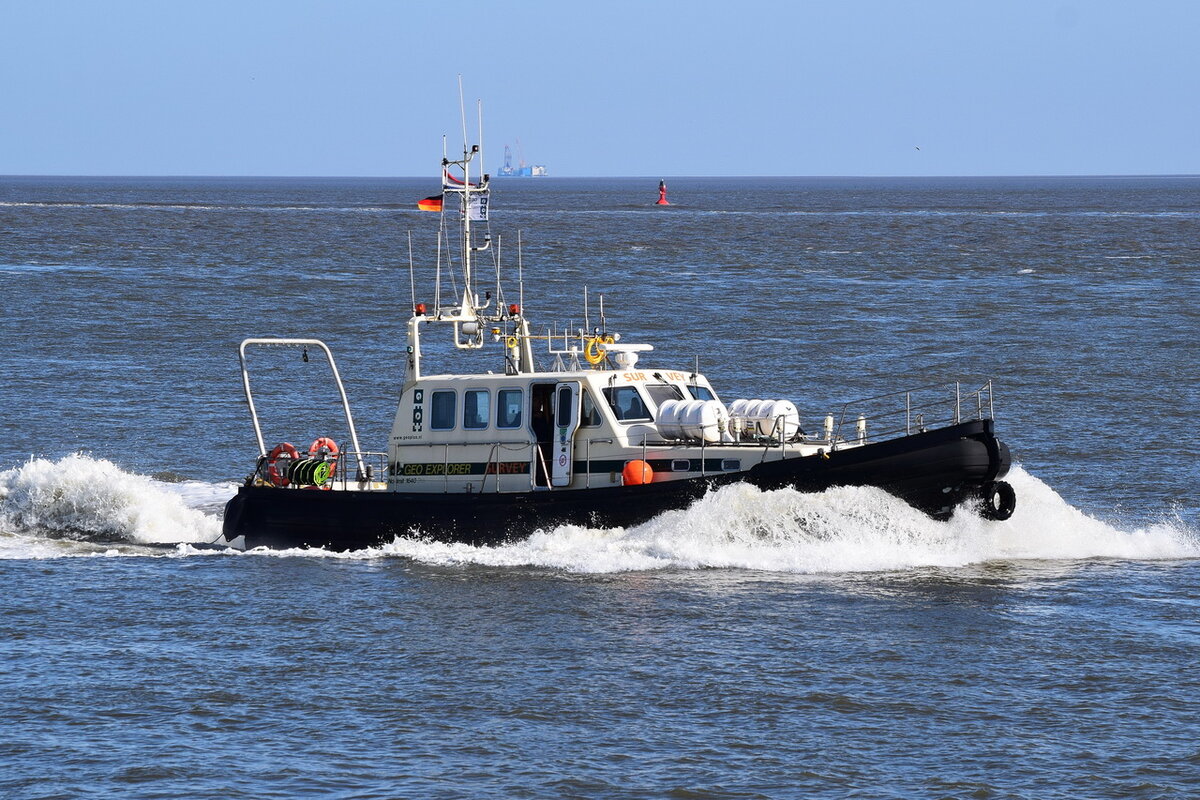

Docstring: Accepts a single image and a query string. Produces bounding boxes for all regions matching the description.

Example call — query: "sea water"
[1,176,1198,798]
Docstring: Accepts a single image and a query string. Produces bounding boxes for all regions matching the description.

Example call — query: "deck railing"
[253,449,390,491]
[828,380,995,451]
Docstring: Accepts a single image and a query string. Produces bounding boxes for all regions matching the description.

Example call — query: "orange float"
[266,442,299,487]
[622,460,654,486]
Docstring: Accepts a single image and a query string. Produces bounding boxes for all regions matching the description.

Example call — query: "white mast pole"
[476,97,484,304]
[434,227,443,316]
[458,75,468,158]
[407,230,416,311]
[463,155,472,309]
[457,78,472,312]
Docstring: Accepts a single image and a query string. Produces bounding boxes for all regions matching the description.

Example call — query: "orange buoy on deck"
[623,460,654,485]
[656,179,670,206]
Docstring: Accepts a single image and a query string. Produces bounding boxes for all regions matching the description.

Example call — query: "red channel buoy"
[623,460,654,485]
[656,179,670,206]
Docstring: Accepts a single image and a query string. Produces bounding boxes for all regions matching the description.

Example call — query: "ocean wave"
[363,467,1197,573]
[0,454,228,552]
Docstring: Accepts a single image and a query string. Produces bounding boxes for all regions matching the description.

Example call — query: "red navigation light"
[414,303,426,315]
[508,303,520,316]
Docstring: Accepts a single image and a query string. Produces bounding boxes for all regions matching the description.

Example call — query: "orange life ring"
[309,436,340,457]
[267,442,299,487]
[309,437,340,486]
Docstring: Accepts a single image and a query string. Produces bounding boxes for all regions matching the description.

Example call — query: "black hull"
[221,420,1011,551]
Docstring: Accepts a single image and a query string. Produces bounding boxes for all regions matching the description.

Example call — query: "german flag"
[417,194,443,212]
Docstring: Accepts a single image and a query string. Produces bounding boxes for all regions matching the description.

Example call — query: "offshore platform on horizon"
[495,140,546,177]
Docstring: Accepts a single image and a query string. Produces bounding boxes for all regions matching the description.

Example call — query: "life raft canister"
[267,442,299,487]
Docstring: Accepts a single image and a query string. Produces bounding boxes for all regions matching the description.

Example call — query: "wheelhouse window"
[464,389,489,430]
[496,388,522,428]
[581,390,602,427]
[644,383,685,409]
[602,386,652,422]
[430,390,456,430]
[688,384,717,402]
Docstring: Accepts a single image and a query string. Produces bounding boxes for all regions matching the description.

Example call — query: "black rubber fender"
[993,440,1011,481]
[980,480,1016,521]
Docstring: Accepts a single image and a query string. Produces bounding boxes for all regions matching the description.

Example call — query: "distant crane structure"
[496,137,547,177]
[497,145,516,176]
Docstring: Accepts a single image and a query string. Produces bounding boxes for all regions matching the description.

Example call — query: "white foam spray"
[1,457,1195,572]
[372,467,1199,574]
[0,454,226,553]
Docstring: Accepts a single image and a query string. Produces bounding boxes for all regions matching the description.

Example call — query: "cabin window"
[645,383,685,409]
[689,384,717,402]
[464,389,490,430]
[602,386,652,422]
[556,386,574,424]
[721,459,741,471]
[496,389,522,428]
[671,459,692,472]
[430,390,456,430]
[581,390,602,427]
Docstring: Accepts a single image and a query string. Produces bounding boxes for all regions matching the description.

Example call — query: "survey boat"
[220,135,1014,551]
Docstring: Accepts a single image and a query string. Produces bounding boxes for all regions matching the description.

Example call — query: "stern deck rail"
[238,338,367,479]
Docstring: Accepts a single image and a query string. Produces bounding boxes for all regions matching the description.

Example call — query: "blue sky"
[1,0,1197,176]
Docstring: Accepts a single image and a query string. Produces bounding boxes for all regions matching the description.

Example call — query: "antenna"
[494,233,502,307]
[457,75,468,152]
[518,229,525,315]
[584,286,590,333]
[407,230,416,311]
[434,227,443,316]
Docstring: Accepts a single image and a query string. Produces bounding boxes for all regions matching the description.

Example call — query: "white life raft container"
[656,399,730,443]
[727,398,802,440]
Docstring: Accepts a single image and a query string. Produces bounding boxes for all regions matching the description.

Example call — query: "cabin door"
[551,381,581,487]
[530,383,555,488]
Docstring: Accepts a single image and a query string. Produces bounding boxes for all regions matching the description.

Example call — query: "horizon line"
[3,172,1200,181]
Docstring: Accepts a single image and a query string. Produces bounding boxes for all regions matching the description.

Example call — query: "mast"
[442,144,490,310]
[406,89,535,391]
